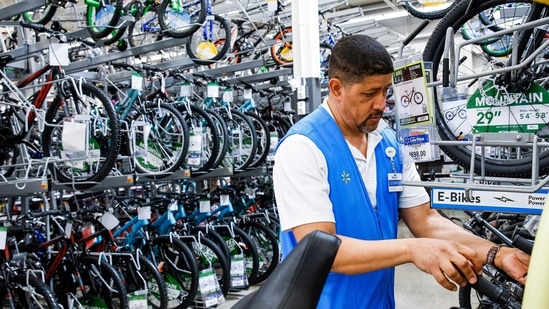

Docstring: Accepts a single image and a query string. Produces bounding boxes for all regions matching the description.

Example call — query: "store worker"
[272,34,530,308]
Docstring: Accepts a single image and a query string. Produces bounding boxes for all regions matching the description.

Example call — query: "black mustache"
[367,111,384,118]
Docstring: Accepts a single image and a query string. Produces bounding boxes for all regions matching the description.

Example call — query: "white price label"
[180,83,191,97]
[223,89,234,102]
[207,83,219,98]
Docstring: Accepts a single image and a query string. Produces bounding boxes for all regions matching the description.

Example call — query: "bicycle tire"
[239,219,280,285]
[244,111,270,168]
[1,273,59,309]
[271,27,293,65]
[158,0,206,39]
[116,253,169,309]
[86,0,124,39]
[128,2,164,48]
[186,14,231,65]
[221,109,258,171]
[203,109,229,169]
[56,255,129,309]
[148,236,199,309]
[403,0,458,20]
[42,82,121,189]
[178,103,220,172]
[214,224,260,287]
[22,5,57,24]
[129,102,189,177]
[178,235,231,298]
[190,226,231,261]
[422,0,547,177]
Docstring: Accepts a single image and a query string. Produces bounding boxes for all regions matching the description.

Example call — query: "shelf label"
[431,188,547,214]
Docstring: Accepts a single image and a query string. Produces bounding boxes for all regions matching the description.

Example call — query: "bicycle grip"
[471,276,509,306]
[20,21,46,33]
[442,58,449,87]
[512,234,533,255]
[402,19,430,47]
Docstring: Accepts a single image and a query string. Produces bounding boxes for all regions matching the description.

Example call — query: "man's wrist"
[486,244,502,266]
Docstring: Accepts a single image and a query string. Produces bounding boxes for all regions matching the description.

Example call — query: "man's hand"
[495,247,530,284]
[409,238,483,291]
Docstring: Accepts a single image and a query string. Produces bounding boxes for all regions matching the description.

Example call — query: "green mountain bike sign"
[467,83,549,133]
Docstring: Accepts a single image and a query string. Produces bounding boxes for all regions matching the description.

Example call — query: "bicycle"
[216,0,293,67]
[185,0,232,65]
[15,209,130,309]
[400,87,425,107]
[422,0,549,177]
[445,210,532,308]
[0,218,59,308]
[399,0,460,20]
[109,62,189,177]
[0,22,121,189]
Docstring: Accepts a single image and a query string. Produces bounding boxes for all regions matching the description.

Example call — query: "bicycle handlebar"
[471,276,522,309]
[20,21,97,48]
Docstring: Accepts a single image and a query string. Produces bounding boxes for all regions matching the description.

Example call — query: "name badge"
[388,173,403,192]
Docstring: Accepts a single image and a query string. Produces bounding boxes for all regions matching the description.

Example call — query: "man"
[273,35,529,308]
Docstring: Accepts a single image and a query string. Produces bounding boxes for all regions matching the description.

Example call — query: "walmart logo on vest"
[341,171,350,184]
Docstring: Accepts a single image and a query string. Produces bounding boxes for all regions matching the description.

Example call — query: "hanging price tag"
[138,206,151,220]
[267,0,277,11]
[243,88,252,99]
[230,253,248,289]
[49,43,70,66]
[198,269,219,307]
[223,89,234,102]
[199,198,211,213]
[207,83,219,98]
[64,219,73,239]
[220,194,230,206]
[402,129,435,163]
[180,82,191,97]
[131,73,143,91]
[0,226,7,250]
[128,289,148,309]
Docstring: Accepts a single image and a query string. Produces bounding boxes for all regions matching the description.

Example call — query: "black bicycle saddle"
[232,230,341,309]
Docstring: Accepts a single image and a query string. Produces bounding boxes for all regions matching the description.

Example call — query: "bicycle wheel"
[239,219,280,285]
[219,109,258,171]
[42,83,121,189]
[128,2,164,48]
[204,109,229,169]
[129,103,189,176]
[114,253,169,309]
[422,0,549,177]
[147,236,199,309]
[178,235,231,298]
[271,27,293,65]
[214,224,260,287]
[0,273,59,309]
[402,0,458,20]
[190,225,231,261]
[86,0,124,39]
[22,5,57,24]
[158,0,206,39]
[185,14,231,65]
[177,103,220,172]
[56,255,129,309]
[245,111,270,168]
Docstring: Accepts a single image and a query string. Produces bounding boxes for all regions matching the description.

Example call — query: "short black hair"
[328,35,394,86]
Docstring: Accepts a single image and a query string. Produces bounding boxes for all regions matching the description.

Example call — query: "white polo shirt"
[273,103,430,231]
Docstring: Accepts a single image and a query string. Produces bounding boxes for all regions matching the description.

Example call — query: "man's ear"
[328,78,344,98]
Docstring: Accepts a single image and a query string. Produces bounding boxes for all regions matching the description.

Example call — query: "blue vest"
[278,107,402,308]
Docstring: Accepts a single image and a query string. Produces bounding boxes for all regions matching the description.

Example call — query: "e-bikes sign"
[431,188,546,214]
